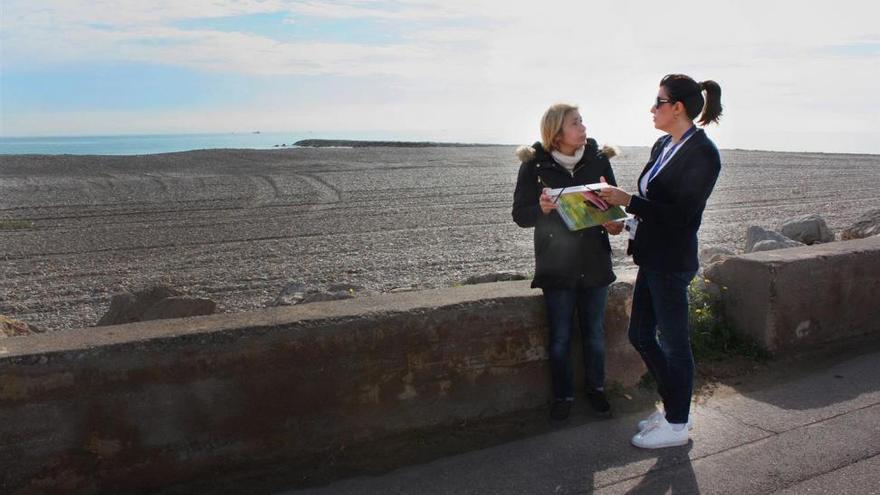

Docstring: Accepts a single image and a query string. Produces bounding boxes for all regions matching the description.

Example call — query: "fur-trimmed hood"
[516,139,620,163]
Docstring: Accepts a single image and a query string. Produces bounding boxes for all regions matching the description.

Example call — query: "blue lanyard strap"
[646,126,697,182]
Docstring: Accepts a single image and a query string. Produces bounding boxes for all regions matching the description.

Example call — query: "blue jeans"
[628,268,697,424]
[543,286,609,400]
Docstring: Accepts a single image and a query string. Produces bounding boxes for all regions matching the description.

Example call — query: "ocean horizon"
[0,131,471,156]
[2,132,877,157]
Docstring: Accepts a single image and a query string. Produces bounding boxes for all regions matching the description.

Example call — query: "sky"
[1,0,879,153]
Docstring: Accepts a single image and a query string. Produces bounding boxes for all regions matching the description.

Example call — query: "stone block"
[705,237,880,351]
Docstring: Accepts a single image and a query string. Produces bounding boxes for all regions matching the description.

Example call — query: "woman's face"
[556,110,587,153]
[651,86,676,132]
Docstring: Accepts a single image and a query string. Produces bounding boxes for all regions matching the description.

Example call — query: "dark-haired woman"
[512,103,621,421]
[599,74,723,448]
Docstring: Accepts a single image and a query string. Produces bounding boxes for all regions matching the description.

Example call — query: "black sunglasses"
[655,97,674,108]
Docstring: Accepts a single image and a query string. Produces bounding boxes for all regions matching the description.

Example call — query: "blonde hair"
[541,103,579,153]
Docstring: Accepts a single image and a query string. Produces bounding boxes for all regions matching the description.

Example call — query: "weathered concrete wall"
[705,236,880,352]
[0,273,643,493]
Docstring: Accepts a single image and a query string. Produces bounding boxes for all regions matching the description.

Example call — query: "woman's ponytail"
[698,80,723,125]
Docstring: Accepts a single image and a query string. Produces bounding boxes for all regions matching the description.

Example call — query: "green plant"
[637,371,656,390]
[0,219,34,230]
[688,278,769,362]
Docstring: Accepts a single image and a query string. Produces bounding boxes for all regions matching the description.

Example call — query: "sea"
[0,132,414,155]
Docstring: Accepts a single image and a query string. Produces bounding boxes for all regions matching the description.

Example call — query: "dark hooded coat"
[512,138,618,290]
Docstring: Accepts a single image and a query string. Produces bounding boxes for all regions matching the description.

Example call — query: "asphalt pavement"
[285,341,880,495]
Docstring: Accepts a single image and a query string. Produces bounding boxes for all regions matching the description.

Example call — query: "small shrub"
[689,278,769,362]
[637,371,656,390]
[0,219,34,230]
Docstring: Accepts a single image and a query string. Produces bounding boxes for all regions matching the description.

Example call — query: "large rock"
[744,226,803,253]
[97,286,216,326]
[141,297,218,321]
[751,239,801,253]
[699,246,735,266]
[841,209,880,240]
[703,236,880,352]
[778,214,834,245]
[0,315,42,338]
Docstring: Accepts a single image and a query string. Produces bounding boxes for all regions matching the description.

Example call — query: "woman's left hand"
[597,185,632,207]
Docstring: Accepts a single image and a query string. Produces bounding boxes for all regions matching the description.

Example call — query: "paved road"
[285,347,880,495]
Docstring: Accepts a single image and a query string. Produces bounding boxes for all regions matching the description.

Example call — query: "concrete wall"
[705,236,880,352]
[0,273,644,493]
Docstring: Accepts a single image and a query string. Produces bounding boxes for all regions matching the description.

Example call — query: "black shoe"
[586,390,611,415]
[550,399,572,421]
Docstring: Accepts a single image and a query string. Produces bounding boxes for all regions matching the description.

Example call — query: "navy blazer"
[626,129,721,272]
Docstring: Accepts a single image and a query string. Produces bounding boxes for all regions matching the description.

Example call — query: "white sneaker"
[637,410,665,431]
[631,418,689,449]
[637,410,694,431]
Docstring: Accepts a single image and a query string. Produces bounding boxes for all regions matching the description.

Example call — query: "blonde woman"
[512,103,621,420]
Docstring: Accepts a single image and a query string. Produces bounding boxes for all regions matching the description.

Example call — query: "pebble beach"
[2,145,879,331]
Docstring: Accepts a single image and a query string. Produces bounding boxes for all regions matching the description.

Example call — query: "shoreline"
[4,135,879,157]
[292,139,507,148]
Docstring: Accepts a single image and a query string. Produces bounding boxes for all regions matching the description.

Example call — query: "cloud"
[6,0,878,79]
[2,0,494,79]
[2,0,879,152]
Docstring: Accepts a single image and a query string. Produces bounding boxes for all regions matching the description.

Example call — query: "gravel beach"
[2,145,879,331]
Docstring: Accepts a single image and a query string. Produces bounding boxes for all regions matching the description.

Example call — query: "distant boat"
[252,131,261,134]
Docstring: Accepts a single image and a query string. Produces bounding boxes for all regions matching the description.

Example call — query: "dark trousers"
[628,267,697,424]
[543,286,609,400]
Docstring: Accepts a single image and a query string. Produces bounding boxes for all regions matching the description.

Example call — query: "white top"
[638,131,697,196]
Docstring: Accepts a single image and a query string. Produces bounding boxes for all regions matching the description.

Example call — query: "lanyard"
[646,125,697,183]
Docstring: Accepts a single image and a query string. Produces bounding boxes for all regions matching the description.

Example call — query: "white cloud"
[2,0,879,152]
[1,1,488,78]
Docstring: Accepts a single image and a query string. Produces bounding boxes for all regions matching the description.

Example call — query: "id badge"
[624,217,639,240]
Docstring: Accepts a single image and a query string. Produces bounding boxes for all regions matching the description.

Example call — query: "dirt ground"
[2,146,879,331]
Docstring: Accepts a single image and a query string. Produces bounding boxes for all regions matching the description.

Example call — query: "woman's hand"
[603,221,624,235]
[603,220,624,235]
[539,188,557,214]
[597,185,632,207]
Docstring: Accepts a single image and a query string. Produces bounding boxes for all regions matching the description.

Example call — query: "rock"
[141,297,217,321]
[751,239,800,252]
[461,271,528,285]
[699,247,735,266]
[744,226,803,253]
[703,261,723,284]
[274,282,357,306]
[691,274,724,301]
[778,214,834,245]
[97,285,216,326]
[841,209,880,240]
[274,282,308,306]
[0,314,42,338]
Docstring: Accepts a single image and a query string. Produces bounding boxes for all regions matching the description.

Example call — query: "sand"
[2,145,879,331]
